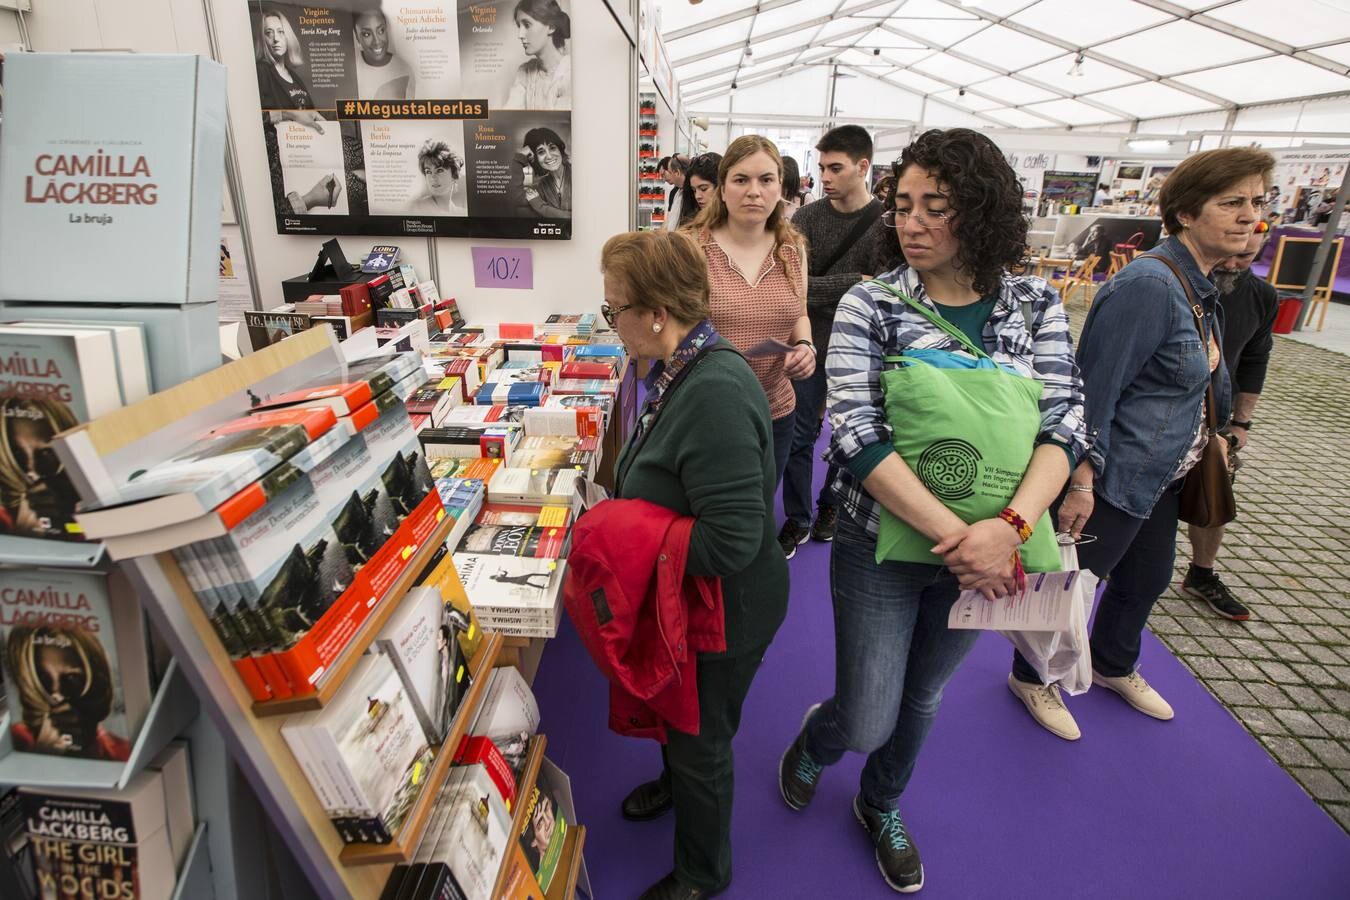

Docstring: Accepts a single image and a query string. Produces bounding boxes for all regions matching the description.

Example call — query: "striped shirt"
[825,264,1089,539]
[701,231,805,420]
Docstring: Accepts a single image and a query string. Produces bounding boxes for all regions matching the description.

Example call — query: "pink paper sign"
[471,246,534,289]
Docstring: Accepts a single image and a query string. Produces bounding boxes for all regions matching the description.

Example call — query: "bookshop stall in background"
[0,45,621,900]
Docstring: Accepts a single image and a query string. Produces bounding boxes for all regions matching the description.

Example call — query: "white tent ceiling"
[655,0,1350,130]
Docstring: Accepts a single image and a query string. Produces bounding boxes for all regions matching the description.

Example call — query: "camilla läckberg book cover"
[0,328,123,541]
[0,568,150,761]
[0,53,226,305]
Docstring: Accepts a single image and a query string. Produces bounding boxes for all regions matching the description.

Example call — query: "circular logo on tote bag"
[917,439,982,501]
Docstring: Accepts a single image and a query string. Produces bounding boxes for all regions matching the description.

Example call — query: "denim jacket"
[1081,235,1232,518]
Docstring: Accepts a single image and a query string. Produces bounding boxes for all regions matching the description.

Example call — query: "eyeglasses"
[600,303,634,327]
[882,209,954,229]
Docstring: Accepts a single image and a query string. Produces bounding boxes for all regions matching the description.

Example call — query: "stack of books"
[74,353,444,703]
[453,506,571,637]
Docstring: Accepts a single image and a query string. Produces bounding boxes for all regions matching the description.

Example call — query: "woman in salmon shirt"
[688,135,816,485]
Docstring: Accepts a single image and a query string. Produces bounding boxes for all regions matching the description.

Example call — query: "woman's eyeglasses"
[601,303,634,327]
[882,209,954,229]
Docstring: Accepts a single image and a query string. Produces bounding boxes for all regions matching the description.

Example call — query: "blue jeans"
[1012,485,1180,683]
[771,412,794,490]
[801,512,981,809]
[782,363,838,527]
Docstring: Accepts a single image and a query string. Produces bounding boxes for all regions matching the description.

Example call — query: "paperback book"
[251,352,421,416]
[0,327,124,541]
[0,568,149,761]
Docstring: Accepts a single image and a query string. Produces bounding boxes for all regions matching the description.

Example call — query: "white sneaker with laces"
[1007,674,1081,741]
[1093,670,1174,720]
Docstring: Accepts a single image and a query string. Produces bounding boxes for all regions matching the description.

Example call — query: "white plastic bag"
[999,540,1098,695]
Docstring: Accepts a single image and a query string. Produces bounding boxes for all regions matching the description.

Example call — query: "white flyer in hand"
[948,570,1082,632]
[743,337,796,358]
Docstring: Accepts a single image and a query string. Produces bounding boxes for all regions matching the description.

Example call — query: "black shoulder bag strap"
[613,342,742,496]
[811,206,883,278]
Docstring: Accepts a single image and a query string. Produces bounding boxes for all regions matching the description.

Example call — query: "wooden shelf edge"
[252,511,456,718]
[338,632,504,868]
[546,824,586,900]
[490,734,548,899]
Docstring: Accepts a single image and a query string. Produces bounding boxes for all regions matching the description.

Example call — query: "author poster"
[250,0,572,240]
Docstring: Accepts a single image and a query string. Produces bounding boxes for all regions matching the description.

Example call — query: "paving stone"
[1224,658,1266,681]
[1274,708,1329,738]
[1291,663,1340,687]
[1302,643,1344,666]
[1289,768,1350,804]
[1165,635,1206,656]
[1246,681,1292,707]
[1285,684,1331,711]
[1323,664,1350,687]
[1186,656,1228,680]
[1259,736,1319,768]
[1209,680,1255,707]
[1304,739,1350,770]
[1257,660,1301,684]
[1234,706,1288,736]
[1320,687,1350,711]
[1319,713,1350,741]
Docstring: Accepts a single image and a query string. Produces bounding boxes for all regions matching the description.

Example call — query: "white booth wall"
[6,0,634,325]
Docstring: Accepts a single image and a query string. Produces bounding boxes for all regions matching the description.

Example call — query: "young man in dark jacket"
[778,125,883,557]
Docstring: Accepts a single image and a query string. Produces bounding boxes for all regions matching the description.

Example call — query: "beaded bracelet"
[998,507,1033,543]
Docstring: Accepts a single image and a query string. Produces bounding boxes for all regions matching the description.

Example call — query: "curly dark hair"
[873,128,1027,296]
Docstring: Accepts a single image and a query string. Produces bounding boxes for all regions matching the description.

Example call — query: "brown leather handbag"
[1146,253,1237,528]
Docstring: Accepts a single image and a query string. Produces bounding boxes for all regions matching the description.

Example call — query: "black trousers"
[654,641,771,891]
[1013,485,1181,683]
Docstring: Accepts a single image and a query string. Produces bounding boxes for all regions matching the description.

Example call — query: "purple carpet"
[534,443,1350,899]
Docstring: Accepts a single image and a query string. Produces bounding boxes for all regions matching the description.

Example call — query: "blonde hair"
[0,397,77,519]
[600,231,710,326]
[689,134,805,276]
[255,7,305,68]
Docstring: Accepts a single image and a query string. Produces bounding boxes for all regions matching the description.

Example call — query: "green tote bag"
[867,280,1061,572]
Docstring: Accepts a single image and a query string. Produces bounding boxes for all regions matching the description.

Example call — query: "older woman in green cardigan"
[600,230,788,900]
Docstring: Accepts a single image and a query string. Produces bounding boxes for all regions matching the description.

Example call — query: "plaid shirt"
[825,264,1089,539]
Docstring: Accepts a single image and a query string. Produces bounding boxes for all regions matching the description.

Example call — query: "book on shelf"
[420,426,520,464]
[570,343,625,359]
[416,550,485,664]
[486,467,580,508]
[244,310,313,351]
[282,651,433,845]
[510,435,598,480]
[435,477,487,551]
[453,736,517,814]
[468,667,539,781]
[147,741,195,870]
[438,404,526,430]
[0,327,127,542]
[474,381,547,408]
[430,457,501,483]
[452,554,566,627]
[375,586,470,744]
[498,843,545,900]
[501,343,566,365]
[425,763,513,900]
[0,789,38,900]
[405,386,457,427]
[1,322,150,407]
[438,356,482,403]
[0,567,149,762]
[251,351,422,416]
[523,403,603,439]
[76,405,340,535]
[457,504,570,560]
[559,360,617,381]
[550,378,619,397]
[517,756,570,894]
[20,762,180,900]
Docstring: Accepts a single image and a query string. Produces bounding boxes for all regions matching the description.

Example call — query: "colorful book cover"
[0,328,122,541]
[452,554,564,618]
[111,406,337,509]
[0,569,148,761]
[244,311,312,350]
[517,761,569,894]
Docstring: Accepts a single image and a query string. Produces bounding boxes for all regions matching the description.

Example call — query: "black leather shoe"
[620,777,672,821]
[638,872,726,899]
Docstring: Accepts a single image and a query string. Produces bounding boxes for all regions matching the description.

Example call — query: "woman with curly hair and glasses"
[777,128,1087,893]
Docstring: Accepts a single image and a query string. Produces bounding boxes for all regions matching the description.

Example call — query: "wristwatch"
[1230,419,1253,430]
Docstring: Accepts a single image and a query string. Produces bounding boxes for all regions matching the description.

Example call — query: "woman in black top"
[255,6,315,110]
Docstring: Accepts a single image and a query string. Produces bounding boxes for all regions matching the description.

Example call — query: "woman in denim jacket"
[1009,147,1274,741]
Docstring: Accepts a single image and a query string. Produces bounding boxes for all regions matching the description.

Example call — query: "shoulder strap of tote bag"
[864,278,992,362]
[812,206,883,277]
[1141,252,1218,430]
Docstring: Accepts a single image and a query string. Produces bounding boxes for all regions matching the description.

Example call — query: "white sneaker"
[1093,671,1174,721]
[1007,674,1081,741]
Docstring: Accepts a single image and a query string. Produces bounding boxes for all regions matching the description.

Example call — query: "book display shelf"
[49,328,587,900]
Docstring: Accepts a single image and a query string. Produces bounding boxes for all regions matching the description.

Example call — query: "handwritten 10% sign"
[470,246,533,290]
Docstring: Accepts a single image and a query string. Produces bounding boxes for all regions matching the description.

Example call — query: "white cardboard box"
[0,53,227,304]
